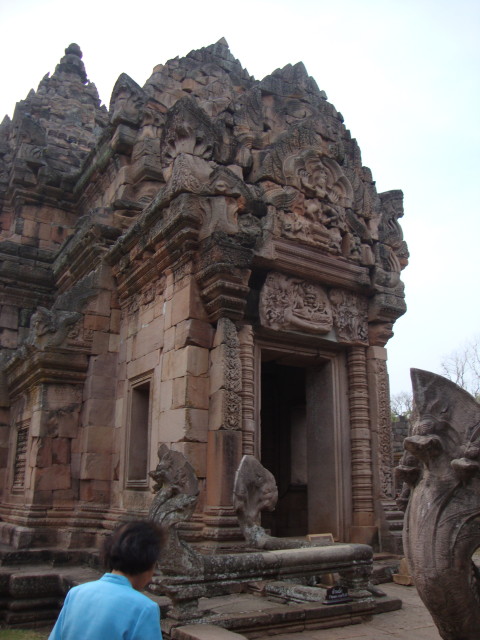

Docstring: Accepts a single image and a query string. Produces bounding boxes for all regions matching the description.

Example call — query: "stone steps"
[0,552,169,628]
[380,500,405,555]
[0,563,101,627]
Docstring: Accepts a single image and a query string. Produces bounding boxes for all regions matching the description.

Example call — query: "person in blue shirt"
[49,520,164,640]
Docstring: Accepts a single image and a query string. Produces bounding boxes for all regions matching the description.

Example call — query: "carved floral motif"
[212,318,242,430]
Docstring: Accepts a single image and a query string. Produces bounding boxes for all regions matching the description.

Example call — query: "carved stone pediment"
[109,73,146,127]
[161,96,221,170]
[259,272,333,335]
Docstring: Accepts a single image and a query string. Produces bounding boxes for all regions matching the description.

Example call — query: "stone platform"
[0,548,400,632]
[174,583,441,640]
[163,588,401,639]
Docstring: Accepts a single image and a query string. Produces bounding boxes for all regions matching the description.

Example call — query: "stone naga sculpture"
[148,446,374,622]
[396,369,480,640]
[233,454,325,549]
[148,444,203,575]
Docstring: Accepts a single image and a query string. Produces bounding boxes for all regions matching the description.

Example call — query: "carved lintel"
[259,272,333,335]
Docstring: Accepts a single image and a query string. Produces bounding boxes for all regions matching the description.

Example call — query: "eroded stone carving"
[26,307,81,350]
[330,289,368,344]
[148,444,203,575]
[161,96,221,172]
[396,369,480,640]
[259,272,332,334]
[234,455,314,549]
[109,73,146,128]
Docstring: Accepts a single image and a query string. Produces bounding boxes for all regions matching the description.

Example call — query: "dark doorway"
[260,361,308,536]
[259,351,348,541]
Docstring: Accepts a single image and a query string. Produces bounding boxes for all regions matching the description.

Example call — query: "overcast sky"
[1,0,479,396]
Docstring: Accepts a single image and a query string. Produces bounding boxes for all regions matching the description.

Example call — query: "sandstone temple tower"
[0,41,407,552]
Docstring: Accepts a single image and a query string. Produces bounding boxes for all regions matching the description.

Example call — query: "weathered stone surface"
[9,572,62,598]
[234,455,316,550]
[396,369,480,640]
[172,624,245,640]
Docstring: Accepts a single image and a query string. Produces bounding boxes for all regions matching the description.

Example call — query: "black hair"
[102,520,164,575]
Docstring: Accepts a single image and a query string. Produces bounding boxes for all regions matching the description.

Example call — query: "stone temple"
[0,40,408,553]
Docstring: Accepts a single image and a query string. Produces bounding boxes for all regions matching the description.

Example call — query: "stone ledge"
[173,623,247,640]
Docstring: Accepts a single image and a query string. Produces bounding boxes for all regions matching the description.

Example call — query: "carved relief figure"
[259,272,333,334]
[270,149,352,253]
[329,289,368,344]
[283,150,353,209]
[26,307,81,350]
[161,96,219,171]
[372,190,409,287]
[396,369,480,640]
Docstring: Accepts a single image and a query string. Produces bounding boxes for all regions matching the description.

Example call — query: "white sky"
[1,0,479,396]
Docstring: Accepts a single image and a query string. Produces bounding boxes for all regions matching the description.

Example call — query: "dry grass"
[0,630,51,640]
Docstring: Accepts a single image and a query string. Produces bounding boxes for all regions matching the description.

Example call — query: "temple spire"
[53,43,87,83]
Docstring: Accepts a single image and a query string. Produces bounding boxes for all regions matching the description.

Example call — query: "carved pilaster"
[366,347,393,499]
[347,346,375,543]
[203,318,243,541]
[208,318,242,431]
[238,324,255,455]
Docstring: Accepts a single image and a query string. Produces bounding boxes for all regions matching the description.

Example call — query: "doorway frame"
[254,338,352,541]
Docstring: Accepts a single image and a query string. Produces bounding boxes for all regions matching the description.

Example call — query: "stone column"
[347,346,376,544]
[202,318,243,541]
[238,324,255,456]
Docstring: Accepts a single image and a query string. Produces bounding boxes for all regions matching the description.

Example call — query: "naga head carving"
[404,369,480,480]
[148,444,199,529]
[148,445,202,576]
[233,455,278,530]
[398,369,480,640]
